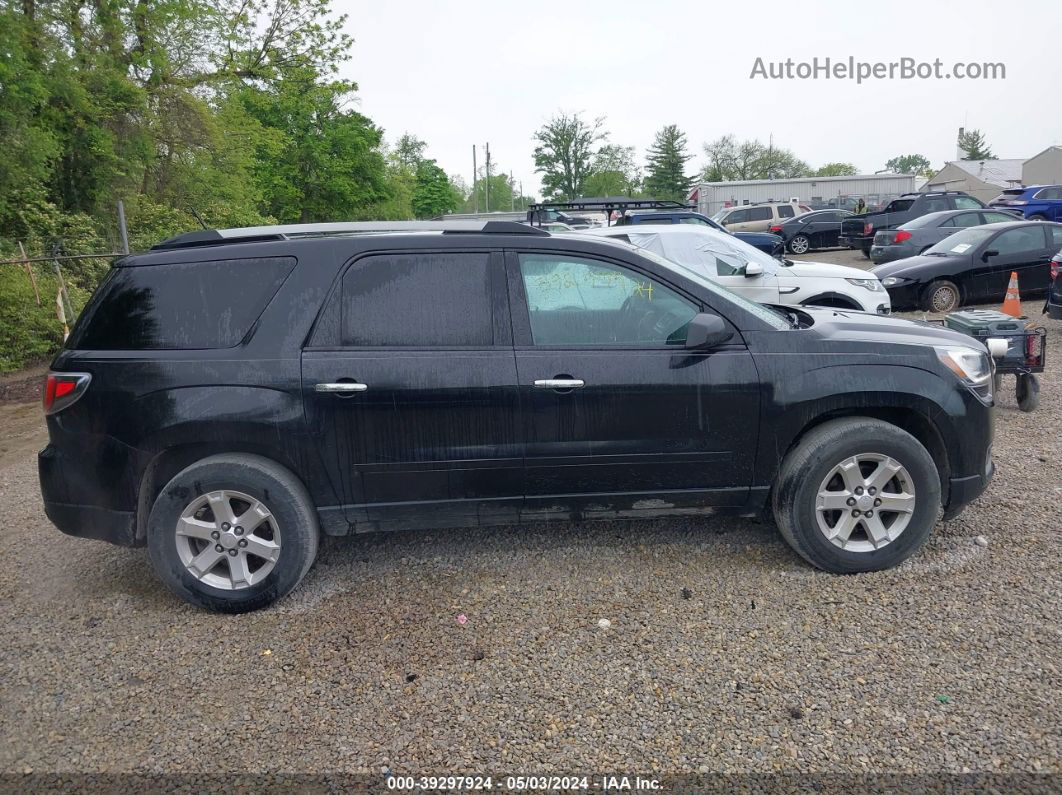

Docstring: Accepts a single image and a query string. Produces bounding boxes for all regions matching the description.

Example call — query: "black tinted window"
[749,207,772,221]
[777,205,795,218]
[340,253,493,347]
[74,257,294,350]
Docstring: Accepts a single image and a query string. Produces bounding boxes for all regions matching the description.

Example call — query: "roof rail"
[527,198,693,213]
[152,220,548,250]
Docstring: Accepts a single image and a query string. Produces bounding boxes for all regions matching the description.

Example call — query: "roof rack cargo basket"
[151,220,548,250]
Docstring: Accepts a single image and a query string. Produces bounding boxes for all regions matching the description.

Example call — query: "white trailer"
[689,174,917,216]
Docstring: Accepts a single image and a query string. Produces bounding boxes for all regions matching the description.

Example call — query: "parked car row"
[870,209,1022,264]
[840,191,987,257]
[871,221,1062,312]
[585,225,889,314]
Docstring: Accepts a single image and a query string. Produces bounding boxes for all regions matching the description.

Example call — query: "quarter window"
[518,254,697,347]
[954,196,982,210]
[339,253,493,347]
[73,257,294,350]
[777,205,795,218]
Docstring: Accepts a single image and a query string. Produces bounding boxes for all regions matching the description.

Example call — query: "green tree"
[643,125,694,201]
[701,135,809,181]
[812,162,858,177]
[411,160,460,218]
[583,144,641,197]
[533,112,606,201]
[885,154,933,176]
[237,70,390,223]
[958,129,994,161]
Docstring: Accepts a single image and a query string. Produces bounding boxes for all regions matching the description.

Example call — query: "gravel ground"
[0,297,1059,783]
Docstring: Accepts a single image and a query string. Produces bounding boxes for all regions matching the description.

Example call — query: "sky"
[340,0,1062,199]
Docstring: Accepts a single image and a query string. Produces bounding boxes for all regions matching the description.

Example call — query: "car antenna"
[188,208,210,230]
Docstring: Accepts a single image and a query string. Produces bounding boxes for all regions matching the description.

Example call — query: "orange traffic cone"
[1001,271,1023,318]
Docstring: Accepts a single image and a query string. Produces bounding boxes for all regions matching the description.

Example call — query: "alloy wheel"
[789,235,810,254]
[174,490,282,590]
[930,285,959,313]
[814,453,916,552]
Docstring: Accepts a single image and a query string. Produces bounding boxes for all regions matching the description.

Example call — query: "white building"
[689,173,916,216]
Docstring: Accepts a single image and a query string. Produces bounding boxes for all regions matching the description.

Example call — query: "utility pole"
[484,142,491,213]
[472,145,478,213]
[511,171,515,211]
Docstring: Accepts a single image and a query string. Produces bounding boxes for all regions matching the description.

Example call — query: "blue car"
[622,211,785,257]
[991,185,1062,222]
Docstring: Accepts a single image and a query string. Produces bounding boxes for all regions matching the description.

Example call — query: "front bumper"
[943,457,994,520]
[883,283,922,311]
[1047,299,1062,320]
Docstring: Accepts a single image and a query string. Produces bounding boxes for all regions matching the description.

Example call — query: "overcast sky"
[342,0,1061,198]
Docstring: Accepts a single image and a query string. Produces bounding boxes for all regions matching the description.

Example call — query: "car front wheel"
[772,418,941,573]
[788,234,810,254]
[923,280,961,313]
[147,453,319,612]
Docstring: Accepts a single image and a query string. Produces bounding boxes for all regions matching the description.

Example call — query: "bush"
[0,265,65,371]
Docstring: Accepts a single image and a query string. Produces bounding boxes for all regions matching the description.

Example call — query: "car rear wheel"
[147,453,319,612]
[1029,214,1049,222]
[788,235,810,254]
[772,418,941,573]
[923,280,961,313]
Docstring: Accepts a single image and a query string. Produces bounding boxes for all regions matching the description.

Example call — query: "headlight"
[845,277,883,292]
[935,346,991,387]
[880,276,907,287]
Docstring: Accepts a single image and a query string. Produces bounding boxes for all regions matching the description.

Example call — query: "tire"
[922,279,961,313]
[1029,214,1049,222]
[1016,373,1040,412]
[147,453,319,613]
[772,418,941,573]
[788,235,811,255]
[861,247,872,259]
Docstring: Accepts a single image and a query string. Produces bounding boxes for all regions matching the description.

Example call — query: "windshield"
[925,227,995,255]
[710,209,728,222]
[625,243,790,330]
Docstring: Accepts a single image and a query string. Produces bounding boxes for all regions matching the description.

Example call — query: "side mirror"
[744,262,764,278]
[685,313,733,350]
[982,249,999,261]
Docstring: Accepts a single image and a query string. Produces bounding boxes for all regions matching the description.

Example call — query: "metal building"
[689,173,916,216]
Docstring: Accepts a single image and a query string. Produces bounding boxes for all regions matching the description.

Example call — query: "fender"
[800,291,862,310]
[753,362,976,488]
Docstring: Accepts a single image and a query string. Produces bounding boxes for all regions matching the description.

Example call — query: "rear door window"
[337,252,494,347]
[73,257,295,350]
[954,196,982,210]
[749,207,772,221]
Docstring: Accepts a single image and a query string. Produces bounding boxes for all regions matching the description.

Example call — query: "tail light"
[863,222,874,235]
[768,225,783,234]
[42,372,91,415]
[1051,259,1059,281]
[894,230,912,244]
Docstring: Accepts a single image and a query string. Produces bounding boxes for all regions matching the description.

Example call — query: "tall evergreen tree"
[643,125,694,201]
[958,129,994,161]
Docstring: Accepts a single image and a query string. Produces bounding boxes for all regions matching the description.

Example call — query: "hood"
[870,254,957,279]
[734,231,781,243]
[783,259,876,280]
[800,306,986,350]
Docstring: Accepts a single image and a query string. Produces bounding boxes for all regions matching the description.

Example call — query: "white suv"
[586,225,890,314]
[711,202,812,232]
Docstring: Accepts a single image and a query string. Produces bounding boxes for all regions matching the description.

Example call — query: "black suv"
[840,192,986,257]
[40,221,996,612]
